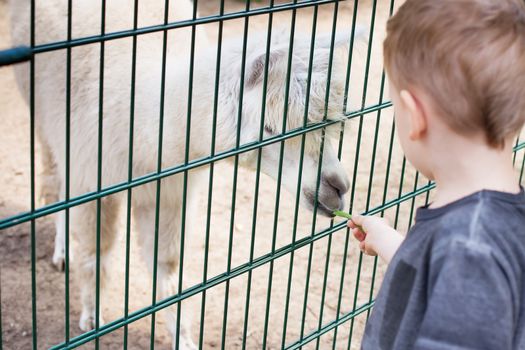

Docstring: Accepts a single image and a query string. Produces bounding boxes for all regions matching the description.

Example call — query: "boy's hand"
[347,215,404,263]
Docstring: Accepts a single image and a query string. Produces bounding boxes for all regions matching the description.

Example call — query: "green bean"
[332,210,353,220]
[332,210,365,232]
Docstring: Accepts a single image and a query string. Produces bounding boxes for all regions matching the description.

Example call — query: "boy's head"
[384,0,525,153]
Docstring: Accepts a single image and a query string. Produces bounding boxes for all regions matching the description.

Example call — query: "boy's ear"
[400,89,427,141]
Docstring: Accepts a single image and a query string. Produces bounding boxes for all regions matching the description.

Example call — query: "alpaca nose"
[301,173,349,217]
[303,185,345,217]
[323,172,350,197]
[312,173,349,216]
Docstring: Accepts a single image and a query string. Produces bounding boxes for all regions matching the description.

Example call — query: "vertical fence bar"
[342,0,360,115]
[220,1,251,348]
[123,0,139,348]
[330,0,361,346]
[424,181,432,206]
[520,152,525,184]
[407,172,420,230]
[241,0,274,347]
[365,111,395,323]
[361,88,384,322]
[199,0,225,348]
[29,0,37,348]
[314,3,340,349]
[393,157,407,229]
[64,0,73,344]
[260,1,299,347]
[299,72,327,347]
[94,2,107,349]
[150,1,170,348]
[298,0,343,344]
[363,0,396,321]
[280,2,320,347]
[366,125,399,324]
[346,0,379,347]
[297,5,321,346]
[176,0,199,347]
[346,39,367,350]
[329,162,351,349]
[513,136,520,165]
[362,84,386,321]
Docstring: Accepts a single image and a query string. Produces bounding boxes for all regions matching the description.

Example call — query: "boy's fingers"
[353,228,366,242]
[351,215,367,231]
[351,214,363,225]
[359,241,377,256]
[359,241,370,255]
[365,248,378,256]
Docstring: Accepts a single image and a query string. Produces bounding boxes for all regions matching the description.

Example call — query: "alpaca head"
[229,29,361,216]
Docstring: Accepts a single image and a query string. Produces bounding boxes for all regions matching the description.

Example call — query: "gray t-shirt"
[361,188,525,350]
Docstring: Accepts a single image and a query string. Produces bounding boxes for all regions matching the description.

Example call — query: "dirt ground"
[0,0,439,349]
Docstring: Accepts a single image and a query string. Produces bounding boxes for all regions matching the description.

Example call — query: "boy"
[348,0,525,349]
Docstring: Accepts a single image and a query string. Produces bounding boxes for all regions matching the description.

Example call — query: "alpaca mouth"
[314,199,346,217]
[303,188,344,217]
[316,201,335,217]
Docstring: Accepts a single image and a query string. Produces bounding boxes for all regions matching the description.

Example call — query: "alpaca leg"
[158,262,196,350]
[134,182,197,350]
[72,197,119,332]
[52,189,75,271]
[37,134,60,206]
[52,209,66,271]
[37,134,64,270]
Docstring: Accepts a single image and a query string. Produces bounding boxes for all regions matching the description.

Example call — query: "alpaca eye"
[264,126,275,135]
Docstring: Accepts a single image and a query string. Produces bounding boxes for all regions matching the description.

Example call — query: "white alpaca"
[8,0,356,348]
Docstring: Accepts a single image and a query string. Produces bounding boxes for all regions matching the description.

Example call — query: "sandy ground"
[0,0,451,349]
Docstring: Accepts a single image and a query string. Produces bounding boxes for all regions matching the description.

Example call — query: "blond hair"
[384,0,525,148]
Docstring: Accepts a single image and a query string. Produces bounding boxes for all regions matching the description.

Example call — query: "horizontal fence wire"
[47,182,436,350]
[0,0,344,67]
[0,46,32,66]
[4,129,524,235]
[285,302,374,350]
[0,102,393,231]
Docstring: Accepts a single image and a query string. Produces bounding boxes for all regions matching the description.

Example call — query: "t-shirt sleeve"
[414,240,515,350]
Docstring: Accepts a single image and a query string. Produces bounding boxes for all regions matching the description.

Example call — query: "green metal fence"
[0,0,524,349]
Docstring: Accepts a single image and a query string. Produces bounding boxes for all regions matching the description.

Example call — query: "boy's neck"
[429,138,521,209]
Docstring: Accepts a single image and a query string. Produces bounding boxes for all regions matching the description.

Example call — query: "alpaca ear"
[247,49,285,88]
